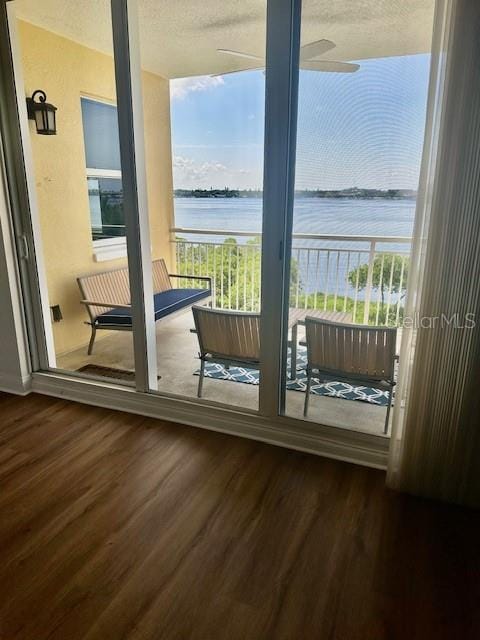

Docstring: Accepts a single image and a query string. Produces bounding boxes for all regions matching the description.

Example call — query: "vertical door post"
[259,0,301,415]
[111,0,158,391]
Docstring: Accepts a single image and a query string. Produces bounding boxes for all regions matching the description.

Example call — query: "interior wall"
[17,20,174,355]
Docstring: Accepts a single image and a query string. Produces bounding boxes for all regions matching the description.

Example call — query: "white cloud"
[173,155,227,187]
[173,155,227,174]
[172,155,255,190]
[170,75,224,100]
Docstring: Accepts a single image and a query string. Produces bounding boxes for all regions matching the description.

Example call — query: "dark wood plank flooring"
[0,392,479,639]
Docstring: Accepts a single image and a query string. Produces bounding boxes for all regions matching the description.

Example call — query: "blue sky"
[170,53,431,191]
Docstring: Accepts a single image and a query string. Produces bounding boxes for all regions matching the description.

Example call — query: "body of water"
[174,197,415,302]
[174,196,416,240]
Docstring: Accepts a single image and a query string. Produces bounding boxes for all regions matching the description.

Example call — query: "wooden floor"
[0,393,479,640]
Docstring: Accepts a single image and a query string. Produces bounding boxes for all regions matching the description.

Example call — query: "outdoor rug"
[194,346,390,406]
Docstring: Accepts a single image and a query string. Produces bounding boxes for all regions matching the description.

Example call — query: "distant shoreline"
[174,188,417,200]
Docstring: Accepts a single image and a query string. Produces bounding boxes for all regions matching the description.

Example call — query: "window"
[80,97,126,259]
[87,177,124,240]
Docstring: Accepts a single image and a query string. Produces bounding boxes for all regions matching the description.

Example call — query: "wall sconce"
[26,90,57,135]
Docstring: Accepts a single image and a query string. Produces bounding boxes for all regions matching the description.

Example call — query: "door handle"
[18,233,29,260]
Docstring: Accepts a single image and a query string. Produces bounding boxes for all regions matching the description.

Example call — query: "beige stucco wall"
[18,20,174,355]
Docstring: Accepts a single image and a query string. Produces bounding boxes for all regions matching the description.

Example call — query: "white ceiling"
[14,0,435,79]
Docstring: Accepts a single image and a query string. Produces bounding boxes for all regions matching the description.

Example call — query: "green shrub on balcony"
[175,236,300,312]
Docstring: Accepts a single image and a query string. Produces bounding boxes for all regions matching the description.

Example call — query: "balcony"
[58,228,410,437]
[173,228,410,321]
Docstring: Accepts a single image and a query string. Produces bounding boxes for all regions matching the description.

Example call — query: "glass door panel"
[137,1,266,410]
[11,0,142,386]
[282,0,436,435]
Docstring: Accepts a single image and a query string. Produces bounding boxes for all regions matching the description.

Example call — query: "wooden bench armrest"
[81,299,132,309]
[168,273,212,287]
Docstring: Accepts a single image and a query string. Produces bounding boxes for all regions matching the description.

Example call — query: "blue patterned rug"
[194,346,390,406]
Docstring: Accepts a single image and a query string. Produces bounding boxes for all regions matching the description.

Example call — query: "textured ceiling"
[14,0,435,78]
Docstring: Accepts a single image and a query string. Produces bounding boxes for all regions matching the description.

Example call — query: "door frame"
[0,0,55,370]
[258,0,301,417]
[3,0,449,467]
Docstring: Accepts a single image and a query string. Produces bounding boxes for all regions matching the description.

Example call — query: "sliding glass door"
[135,0,266,410]
[7,0,154,388]
[3,0,444,442]
[6,0,268,410]
[280,0,437,436]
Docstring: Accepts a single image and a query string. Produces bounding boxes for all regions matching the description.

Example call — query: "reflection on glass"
[87,178,125,240]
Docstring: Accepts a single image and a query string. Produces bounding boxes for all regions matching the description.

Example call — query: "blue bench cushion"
[95,288,211,328]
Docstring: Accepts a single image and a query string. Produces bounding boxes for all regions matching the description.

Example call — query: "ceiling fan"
[213,39,360,76]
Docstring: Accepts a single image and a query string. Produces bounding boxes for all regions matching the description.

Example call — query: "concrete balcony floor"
[57,312,391,438]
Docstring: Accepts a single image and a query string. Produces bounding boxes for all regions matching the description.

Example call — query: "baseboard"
[0,371,32,395]
[31,371,389,469]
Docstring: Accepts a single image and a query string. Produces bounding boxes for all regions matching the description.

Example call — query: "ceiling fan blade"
[300,39,336,61]
[210,67,263,77]
[217,49,263,62]
[301,60,360,73]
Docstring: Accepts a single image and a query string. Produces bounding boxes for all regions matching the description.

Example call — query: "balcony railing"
[172,228,412,326]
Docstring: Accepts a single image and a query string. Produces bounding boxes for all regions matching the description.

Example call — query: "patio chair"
[78,259,211,355]
[303,317,397,433]
[192,306,261,398]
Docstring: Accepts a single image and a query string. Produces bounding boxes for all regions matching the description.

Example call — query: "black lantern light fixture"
[26,90,57,135]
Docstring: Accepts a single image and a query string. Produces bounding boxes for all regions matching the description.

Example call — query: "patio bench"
[78,258,211,355]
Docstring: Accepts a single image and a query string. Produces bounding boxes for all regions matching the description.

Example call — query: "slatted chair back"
[77,267,131,319]
[192,306,261,363]
[152,258,173,294]
[304,317,397,382]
